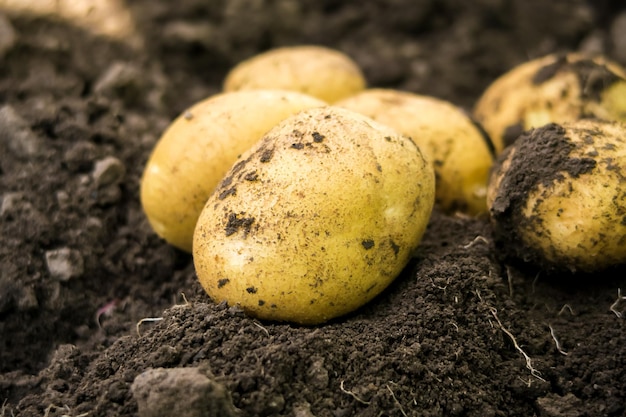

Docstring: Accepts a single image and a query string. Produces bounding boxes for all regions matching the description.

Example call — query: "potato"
[474,53,626,153]
[223,45,366,103]
[193,106,435,324]
[487,119,626,273]
[336,89,494,215]
[140,90,325,252]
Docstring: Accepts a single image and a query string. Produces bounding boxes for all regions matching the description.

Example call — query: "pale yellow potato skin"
[336,88,493,215]
[474,53,626,154]
[487,119,626,273]
[223,45,366,103]
[140,90,325,252]
[193,107,435,324]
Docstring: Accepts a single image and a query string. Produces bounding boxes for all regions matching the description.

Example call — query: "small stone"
[45,248,84,281]
[0,13,17,59]
[536,393,584,417]
[131,367,237,417]
[92,156,126,187]
[307,357,329,389]
[1,192,26,216]
[0,105,42,158]
[64,141,99,173]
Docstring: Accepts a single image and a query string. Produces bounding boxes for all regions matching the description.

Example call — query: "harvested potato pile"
[336,88,494,215]
[193,106,435,324]
[142,45,626,327]
[474,53,626,153]
[487,119,626,273]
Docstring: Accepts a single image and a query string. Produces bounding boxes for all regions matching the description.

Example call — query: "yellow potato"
[336,88,494,215]
[474,53,626,153]
[140,90,325,252]
[487,119,626,273]
[223,45,366,103]
[193,106,435,324]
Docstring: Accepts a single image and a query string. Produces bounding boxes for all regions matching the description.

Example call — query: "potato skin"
[223,45,366,103]
[140,90,325,252]
[193,107,435,324]
[474,53,626,153]
[487,119,626,273]
[336,88,494,215]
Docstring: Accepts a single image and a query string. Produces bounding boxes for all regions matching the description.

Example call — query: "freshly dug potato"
[223,45,366,103]
[487,119,626,273]
[193,106,435,324]
[336,88,494,215]
[474,53,626,153]
[140,90,325,252]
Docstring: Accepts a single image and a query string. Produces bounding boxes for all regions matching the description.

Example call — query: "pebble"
[535,392,584,417]
[0,105,42,158]
[0,13,17,59]
[1,192,26,216]
[92,156,126,188]
[307,357,329,389]
[45,248,84,281]
[131,367,238,417]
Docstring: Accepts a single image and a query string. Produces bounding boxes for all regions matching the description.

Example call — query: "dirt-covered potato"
[336,89,494,215]
[487,119,626,273]
[474,53,626,153]
[193,106,435,325]
[140,90,325,252]
[223,45,366,103]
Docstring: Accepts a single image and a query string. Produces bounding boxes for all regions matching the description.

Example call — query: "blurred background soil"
[1,1,625,416]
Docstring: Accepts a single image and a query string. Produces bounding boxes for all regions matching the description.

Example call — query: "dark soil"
[1,1,626,416]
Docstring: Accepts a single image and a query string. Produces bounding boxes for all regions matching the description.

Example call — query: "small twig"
[490,307,545,382]
[462,235,489,249]
[95,299,120,329]
[610,288,626,318]
[252,321,270,337]
[179,292,190,306]
[531,273,540,294]
[339,380,370,405]
[136,317,163,336]
[171,292,191,309]
[430,277,448,291]
[386,384,408,417]
[1,399,12,417]
[43,404,88,417]
[548,324,568,356]
[557,304,575,316]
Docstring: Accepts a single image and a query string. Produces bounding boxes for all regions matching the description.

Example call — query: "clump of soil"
[1,1,626,416]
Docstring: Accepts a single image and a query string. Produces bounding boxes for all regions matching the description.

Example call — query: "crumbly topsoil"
[1,1,626,416]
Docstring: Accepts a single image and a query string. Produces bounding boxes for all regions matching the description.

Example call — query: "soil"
[1,1,626,416]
